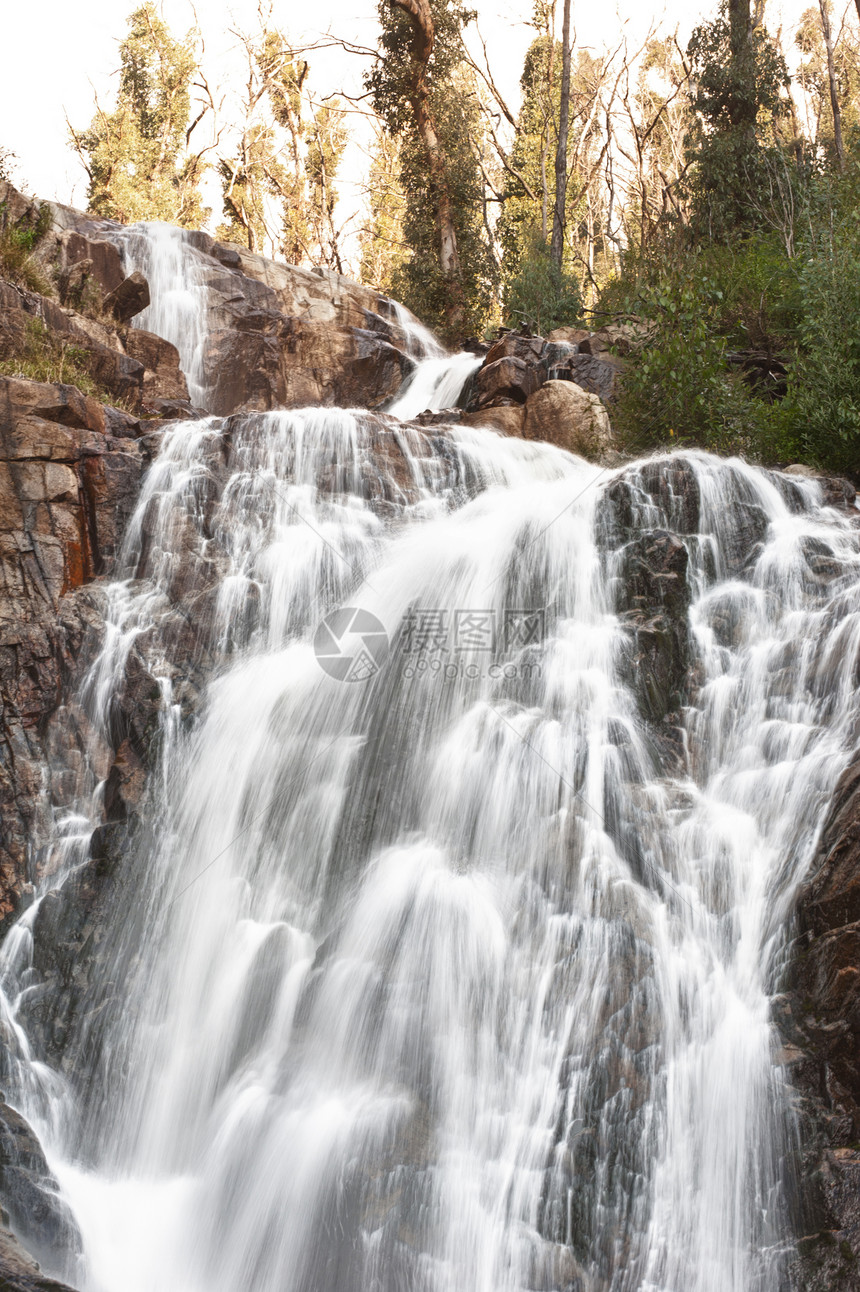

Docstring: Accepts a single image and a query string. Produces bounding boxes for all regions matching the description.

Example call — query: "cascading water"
[115,222,213,407]
[386,349,483,420]
[0,226,858,1292]
[381,294,482,419]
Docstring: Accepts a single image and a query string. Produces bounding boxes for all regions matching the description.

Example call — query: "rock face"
[0,375,146,917]
[778,759,860,1290]
[43,200,418,416]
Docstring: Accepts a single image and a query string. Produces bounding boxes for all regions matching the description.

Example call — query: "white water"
[116,222,212,407]
[1,228,859,1292]
[387,350,483,420]
[386,298,447,360]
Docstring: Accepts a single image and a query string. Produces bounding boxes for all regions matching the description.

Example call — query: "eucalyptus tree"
[70,2,209,228]
[367,0,498,339]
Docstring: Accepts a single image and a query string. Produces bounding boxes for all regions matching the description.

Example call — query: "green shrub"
[779,213,860,474]
[0,199,53,295]
[503,233,582,335]
[0,317,136,410]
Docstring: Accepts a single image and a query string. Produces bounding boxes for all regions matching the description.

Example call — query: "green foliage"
[686,2,790,237]
[610,273,780,457]
[781,198,860,473]
[503,232,582,333]
[603,157,860,475]
[72,2,207,228]
[388,72,498,337]
[367,0,474,135]
[366,0,498,338]
[0,200,53,295]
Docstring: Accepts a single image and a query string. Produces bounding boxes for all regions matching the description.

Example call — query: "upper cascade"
[42,197,444,418]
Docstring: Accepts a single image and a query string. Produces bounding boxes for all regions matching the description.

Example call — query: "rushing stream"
[0,225,859,1292]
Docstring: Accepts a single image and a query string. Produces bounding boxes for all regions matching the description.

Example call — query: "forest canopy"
[38,0,860,471]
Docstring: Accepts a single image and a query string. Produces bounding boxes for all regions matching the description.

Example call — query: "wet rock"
[614,530,692,726]
[0,1102,80,1277]
[103,270,150,324]
[778,755,860,1287]
[601,457,701,540]
[461,405,525,437]
[0,1223,79,1291]
[522,379,613,460]
[473,355,542,407]
[0,375,145,914]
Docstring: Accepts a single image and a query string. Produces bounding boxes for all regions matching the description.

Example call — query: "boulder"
[547,326,590,347]
[566,353,622,402]
[784,463,817,478]
[103,271,150,324]
[50,228,125,297]
[522,379,613,459]
[483,334,545,367]
[475,356,542,407]
[462,405,525,437]
[123,328,189,405]
[591,321,655,355]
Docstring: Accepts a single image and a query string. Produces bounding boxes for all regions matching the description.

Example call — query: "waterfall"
[115,222,213,407]
[386,350,483,420]
[1,227,859,1292]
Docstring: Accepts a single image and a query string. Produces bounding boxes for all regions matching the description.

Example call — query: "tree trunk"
[819,0,845,171]
[389,0,464,337]
[728,0,757,139]
[550,0,572,271]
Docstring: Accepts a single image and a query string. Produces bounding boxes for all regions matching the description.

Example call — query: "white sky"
[2,0,812,225]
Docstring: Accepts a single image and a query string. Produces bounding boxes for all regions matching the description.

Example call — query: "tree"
[498,22,618,318]
[685,0,789,235]
[70,3,209,227]
[217,21,348,267]
[795,6,860,168]
[615,36,693,250]
[358,126,408,292]
[550,0,572,270]
[367,0,498,338]
[818,0,846,170]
